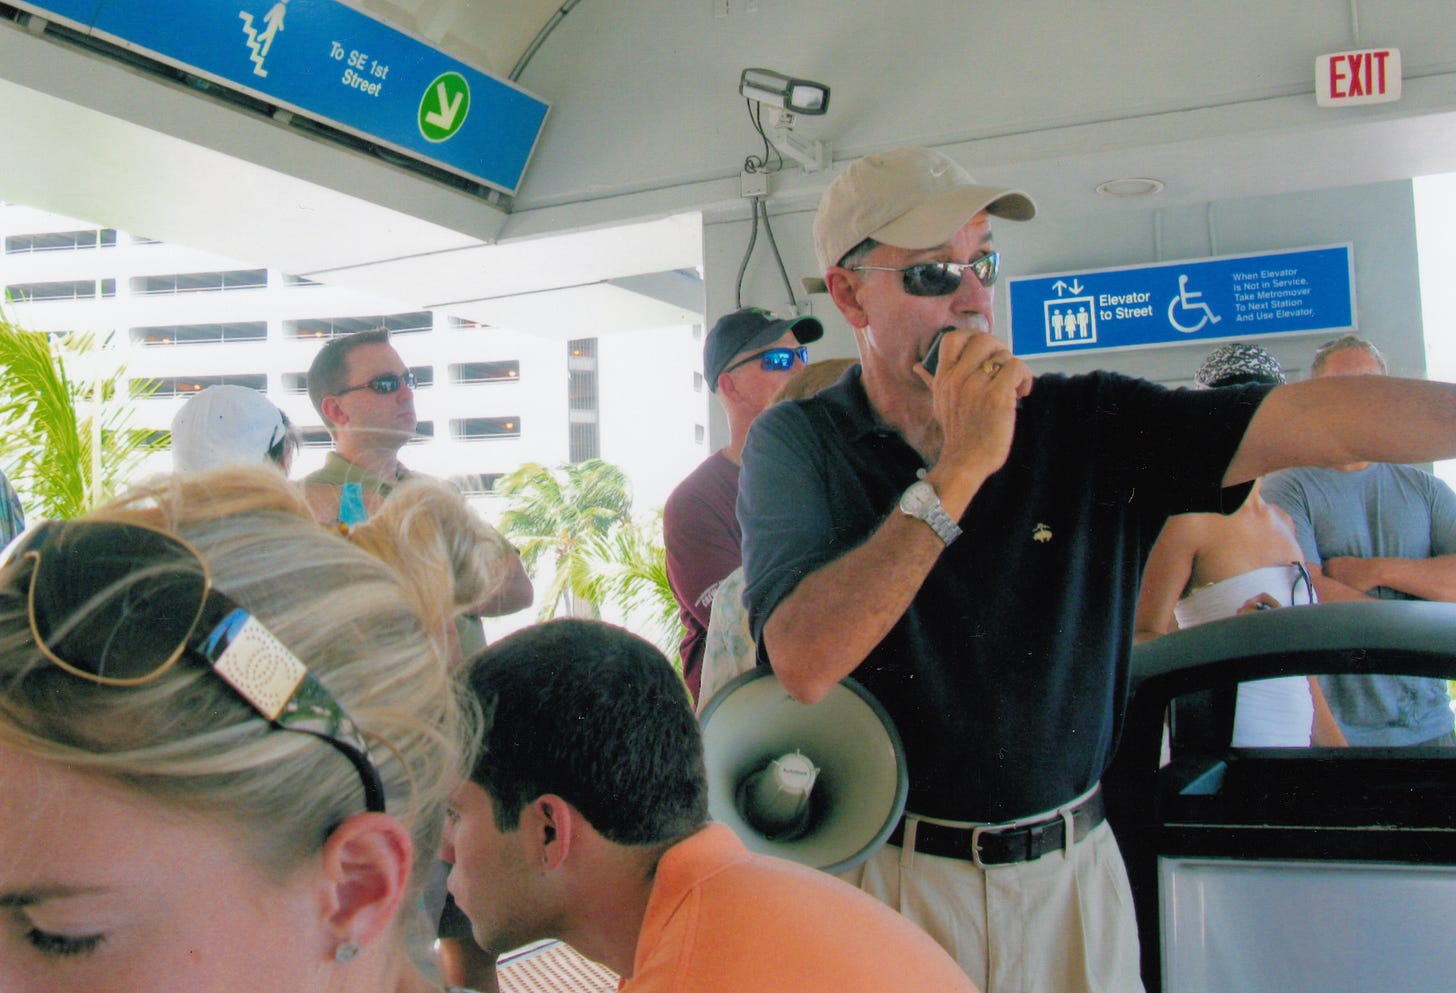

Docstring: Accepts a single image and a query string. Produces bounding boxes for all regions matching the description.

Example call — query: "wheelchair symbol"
[1167,274,1222,334]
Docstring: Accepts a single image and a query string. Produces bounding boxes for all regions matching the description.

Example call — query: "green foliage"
[0,307,163,520]
[495,459,686,666]
[496,459,634,620]
[577,511,683,662]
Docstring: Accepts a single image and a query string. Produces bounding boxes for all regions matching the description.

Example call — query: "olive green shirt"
[304,452,485,655]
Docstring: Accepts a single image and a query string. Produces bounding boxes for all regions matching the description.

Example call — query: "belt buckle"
[969,824,994,870]
[970,813,1064,868]
[971,821,1036,869]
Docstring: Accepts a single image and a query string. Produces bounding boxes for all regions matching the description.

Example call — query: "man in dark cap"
[663,307,822,701]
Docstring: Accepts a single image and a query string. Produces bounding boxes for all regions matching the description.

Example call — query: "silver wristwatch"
[898,480,962,547]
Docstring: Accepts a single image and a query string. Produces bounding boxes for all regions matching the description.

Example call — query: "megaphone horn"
[738,750,819,840]
[699,668,908,874]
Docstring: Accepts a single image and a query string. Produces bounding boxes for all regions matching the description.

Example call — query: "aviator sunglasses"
[1253,562,1315,611]
[15,520,386,813]
[852,251,1000,297]
[725,346,809,375]
[1290,560,1314,606]
[334,369,416,397]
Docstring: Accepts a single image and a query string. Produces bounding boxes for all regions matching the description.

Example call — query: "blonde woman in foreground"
[0,466,482,993]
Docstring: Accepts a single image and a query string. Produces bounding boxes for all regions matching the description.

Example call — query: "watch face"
[900,480,959,546]
[901,481,934,515]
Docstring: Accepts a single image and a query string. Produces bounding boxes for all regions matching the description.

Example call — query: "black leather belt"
[888,789,1105,868]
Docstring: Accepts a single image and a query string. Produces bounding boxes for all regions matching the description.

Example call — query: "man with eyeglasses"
[1264,335,1456,748]
[304,325,531,615]
[304,328,421,523]
[663,306,822,702]
[736,146,1456,993]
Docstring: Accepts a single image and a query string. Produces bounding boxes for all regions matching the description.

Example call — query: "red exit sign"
[1316,48,1402,107]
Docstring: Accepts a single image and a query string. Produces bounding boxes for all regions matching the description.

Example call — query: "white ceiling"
[350,0,564,84]
[4,1,1456,338]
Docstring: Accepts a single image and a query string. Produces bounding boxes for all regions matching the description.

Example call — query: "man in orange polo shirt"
[442,618,976,993]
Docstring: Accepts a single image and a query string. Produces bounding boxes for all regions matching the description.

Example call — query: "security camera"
[739,67,830,116]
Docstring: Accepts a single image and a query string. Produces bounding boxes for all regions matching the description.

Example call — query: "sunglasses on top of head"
[335,370,416,397]
[725,346,809,375]
[851,251,1000,297]
[13,519,387,814]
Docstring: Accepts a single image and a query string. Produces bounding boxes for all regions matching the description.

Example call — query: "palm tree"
[577,510,684,663]
[496,458,634,620]
[0,308,163,520]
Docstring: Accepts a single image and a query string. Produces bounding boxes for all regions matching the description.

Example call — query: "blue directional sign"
[1007,245,1356,357]
[12,0,550,195]
[9,0,101,26]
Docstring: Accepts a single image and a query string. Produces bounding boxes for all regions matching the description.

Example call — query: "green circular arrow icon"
[418,71,470,142]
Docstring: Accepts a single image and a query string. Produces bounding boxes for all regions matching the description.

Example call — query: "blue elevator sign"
[12,0,550,195]
[1007,245,1356,357]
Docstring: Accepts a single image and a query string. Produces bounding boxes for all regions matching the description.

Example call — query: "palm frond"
[577,513,683,663]
[496,458,638,623]
[0,312,166,519]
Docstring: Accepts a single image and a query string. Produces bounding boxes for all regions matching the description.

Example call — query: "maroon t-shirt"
[663,450,741,700]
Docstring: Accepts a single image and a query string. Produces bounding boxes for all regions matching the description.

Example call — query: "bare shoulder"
[1158,511,1220,549]
[1190,504,1303,584]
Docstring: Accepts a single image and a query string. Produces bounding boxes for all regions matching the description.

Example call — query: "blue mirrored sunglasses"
[853,252,999,297]
[726,346,808,374]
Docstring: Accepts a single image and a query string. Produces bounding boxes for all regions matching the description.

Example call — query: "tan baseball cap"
[804,146,1036,294]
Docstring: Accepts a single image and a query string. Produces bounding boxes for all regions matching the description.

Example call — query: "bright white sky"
[1415,172,1456,488]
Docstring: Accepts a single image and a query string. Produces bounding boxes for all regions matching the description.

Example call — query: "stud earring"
[334,941,360,963]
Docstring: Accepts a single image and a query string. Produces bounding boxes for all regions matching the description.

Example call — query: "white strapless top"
[1175,563,1316,629]
[1174,564,1318,747]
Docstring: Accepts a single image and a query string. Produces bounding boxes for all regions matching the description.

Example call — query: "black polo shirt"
[739,367,1268,822]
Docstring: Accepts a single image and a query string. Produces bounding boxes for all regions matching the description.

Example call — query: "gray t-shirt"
[1264,462,1456,745]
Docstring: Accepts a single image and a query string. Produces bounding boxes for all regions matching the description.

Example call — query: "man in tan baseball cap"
[734,145,1456,992]
[802,145,1033,295]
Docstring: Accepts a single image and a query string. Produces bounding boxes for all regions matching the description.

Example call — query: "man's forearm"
[1226,377,1456,484]
[1309,569,1370,604]
[762,511,950,703]
[1332,553,1456,603]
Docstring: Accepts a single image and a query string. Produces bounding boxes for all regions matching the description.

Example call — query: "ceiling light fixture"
[1095,177,1166,198]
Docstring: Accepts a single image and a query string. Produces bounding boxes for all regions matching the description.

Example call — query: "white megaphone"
[699,668,908,874]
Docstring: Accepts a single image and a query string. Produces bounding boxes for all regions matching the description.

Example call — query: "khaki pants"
[845,820,1144,993]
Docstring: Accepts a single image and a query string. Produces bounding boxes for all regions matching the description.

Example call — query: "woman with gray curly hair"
[0,466,482,993]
